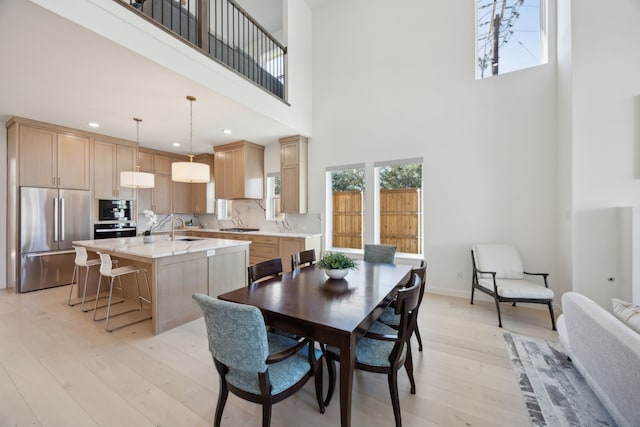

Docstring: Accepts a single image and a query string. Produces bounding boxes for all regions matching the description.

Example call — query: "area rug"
[503,332,616,427]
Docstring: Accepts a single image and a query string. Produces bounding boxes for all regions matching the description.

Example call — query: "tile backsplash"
[138,200,322,235]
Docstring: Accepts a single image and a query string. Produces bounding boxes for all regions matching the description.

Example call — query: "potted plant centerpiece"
[317,252,357,280]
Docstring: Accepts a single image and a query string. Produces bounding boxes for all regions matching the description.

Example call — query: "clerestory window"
[476,0,547,79]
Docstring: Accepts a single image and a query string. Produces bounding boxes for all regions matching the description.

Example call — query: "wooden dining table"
[217,261,412,427]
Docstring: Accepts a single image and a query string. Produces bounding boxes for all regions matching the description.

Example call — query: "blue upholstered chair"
[364,244,397,263]
[379,260,427,351]
[192,293,325,427]
[324,274,421,427]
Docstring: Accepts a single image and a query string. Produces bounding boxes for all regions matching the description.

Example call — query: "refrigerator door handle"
[60,197,65,241]
[53,197,59,242]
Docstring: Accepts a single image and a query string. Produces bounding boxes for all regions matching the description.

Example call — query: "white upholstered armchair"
[471,243,556,330]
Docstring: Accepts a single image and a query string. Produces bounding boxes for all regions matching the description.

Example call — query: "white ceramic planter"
[325,268,349,280]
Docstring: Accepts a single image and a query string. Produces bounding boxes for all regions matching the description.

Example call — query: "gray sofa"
[557,292,640,427]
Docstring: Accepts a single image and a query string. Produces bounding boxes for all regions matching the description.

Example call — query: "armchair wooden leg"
[314,358,325,414]
[324,358,336,407]
[494,296,503,328]
[214,380,229,427]
[387,370,402,427]
[404,343,416,394]
[548,301,557,331]
[261,402,272,427]
[414,326,423,352]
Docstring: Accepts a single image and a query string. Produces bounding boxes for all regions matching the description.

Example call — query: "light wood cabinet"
[137,150,173,213]
[279,135,308,214]
[185,231,322,273]
[214,141,264,199]
[93,140,135,200]
[192,153,215,214]
[17,124,90,189]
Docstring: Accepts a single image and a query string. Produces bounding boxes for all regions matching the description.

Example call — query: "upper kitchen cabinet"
[192,153,215,214]
[93,139,136,200]
[214,141,264,199]
[11,120,90,190]
[136,148,174,213]
[171,154,193,214]
[279,135,308,214]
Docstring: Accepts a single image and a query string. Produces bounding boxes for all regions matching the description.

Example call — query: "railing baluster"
[117,0,285,100]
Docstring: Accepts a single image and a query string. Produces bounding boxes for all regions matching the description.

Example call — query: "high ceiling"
[0,0,301,155]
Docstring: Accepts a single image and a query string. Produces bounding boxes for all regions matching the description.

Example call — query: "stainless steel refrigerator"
[19,187,91,293]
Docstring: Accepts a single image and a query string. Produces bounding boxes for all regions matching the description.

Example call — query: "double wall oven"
[94,199,137,239]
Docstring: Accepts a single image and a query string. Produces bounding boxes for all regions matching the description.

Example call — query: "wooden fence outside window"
[332,188,422,254]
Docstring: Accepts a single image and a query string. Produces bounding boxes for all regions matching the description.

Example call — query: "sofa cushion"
[472,244,525,279]
[477,278,554,299]
[612,298,640,334]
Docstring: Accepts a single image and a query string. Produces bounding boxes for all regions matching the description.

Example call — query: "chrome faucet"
[171,216,185,241]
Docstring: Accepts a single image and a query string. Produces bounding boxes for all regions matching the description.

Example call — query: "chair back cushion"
[472,244,524,280]
[364,244,396,263]
[192,293,269,372]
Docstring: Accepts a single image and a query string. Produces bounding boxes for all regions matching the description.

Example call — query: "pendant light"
[120,118,155,188]
[171,95,210,183]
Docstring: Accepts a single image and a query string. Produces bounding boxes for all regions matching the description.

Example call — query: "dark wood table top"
[218,261,412,345]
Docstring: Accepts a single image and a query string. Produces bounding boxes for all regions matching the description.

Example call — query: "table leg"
[339,334,356,427]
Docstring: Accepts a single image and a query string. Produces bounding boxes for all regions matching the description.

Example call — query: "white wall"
[310,0,558,297]
[568,0,640,308]
[0,121,6,289]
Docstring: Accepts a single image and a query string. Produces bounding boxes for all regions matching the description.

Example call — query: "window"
[476,0,547,78]
[326,165,365,250]
[266,174,284,221]
[374,159,423,255]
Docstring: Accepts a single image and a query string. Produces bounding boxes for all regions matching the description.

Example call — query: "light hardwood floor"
[0,285,558,427]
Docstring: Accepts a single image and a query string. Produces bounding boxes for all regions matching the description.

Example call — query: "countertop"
[185,228,322,239]
[72,236,250,259]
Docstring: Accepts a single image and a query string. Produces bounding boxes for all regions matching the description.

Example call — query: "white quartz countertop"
[191,228,322,238]
[72,236,250,259]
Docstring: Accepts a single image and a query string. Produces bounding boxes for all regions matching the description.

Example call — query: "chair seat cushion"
[478,278,554,299]
[326,321,406,368]
[225,333,321,396]
[379,306,400,327]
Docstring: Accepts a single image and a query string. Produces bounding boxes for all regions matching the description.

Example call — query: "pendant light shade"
[120,118,155,189]
[172,96,210,183]
[121,167,155,188]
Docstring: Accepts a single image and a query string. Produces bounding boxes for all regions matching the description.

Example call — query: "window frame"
[325,163,366,251]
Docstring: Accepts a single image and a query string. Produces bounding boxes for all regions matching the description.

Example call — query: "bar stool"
[68,246,100,307]
[93,252,152,332]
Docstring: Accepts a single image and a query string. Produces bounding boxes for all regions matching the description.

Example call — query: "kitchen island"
[72,236,250,334]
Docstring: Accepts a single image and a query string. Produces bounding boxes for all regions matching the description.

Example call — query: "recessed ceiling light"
[88,122,100,128]
[172,142,181,147]
[223,129,232,134]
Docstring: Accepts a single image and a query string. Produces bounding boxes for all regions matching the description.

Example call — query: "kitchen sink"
[219,227,260,232]
[174,237,203,242]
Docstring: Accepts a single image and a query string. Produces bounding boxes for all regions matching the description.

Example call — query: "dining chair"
[93,253,152,332]
[192,293,325,427]
[324,274,421,427]
[364,244,397,263]
[291,249,316,270]
[248,258,283,285]
[471,243,556,330]
[379,259,427,351]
